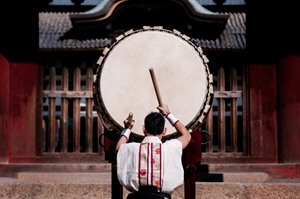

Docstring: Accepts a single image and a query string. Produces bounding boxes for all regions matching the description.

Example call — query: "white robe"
[117,136,184,194]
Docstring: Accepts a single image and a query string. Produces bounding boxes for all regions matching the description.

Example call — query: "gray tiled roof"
[192,12,246,49]
[49,0,246,6]
[39,11,245,51]
[198,0,245,5]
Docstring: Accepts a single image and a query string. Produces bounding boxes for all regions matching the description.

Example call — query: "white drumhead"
[95,28,211,136]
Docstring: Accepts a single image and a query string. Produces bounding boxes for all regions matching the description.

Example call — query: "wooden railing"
[42,61,247,160]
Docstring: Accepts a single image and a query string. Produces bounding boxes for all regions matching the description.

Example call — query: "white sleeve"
[116,143,140,192]
[161,139,184,193]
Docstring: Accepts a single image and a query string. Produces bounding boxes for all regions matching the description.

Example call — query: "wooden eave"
[68,0,229,39]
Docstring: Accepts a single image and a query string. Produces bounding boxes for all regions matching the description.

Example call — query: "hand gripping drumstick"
[149,67,163,106]
[126,112,133,123]
[124,112,133,130]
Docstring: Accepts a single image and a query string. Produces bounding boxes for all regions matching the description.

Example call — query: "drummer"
[115,103,191,199]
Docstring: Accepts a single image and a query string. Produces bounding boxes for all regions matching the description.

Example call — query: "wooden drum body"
[93,27,213,137]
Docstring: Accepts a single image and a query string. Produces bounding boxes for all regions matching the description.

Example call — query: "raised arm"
[115,113,134,152]
[157,104,191,149]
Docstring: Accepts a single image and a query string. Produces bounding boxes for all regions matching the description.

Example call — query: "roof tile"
[39,11,245,51]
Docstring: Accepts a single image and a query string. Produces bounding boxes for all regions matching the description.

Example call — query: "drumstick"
[149,67,163,106]
[126,112,133,123]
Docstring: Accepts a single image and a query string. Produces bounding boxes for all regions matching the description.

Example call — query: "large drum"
[93,26,213,137]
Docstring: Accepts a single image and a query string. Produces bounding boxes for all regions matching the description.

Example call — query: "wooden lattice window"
[42,61,104,154]
[202,65,247,155]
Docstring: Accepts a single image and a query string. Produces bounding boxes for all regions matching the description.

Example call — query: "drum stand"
[102,130,124,199]
[105,129,202,199]
[183,130,202,199]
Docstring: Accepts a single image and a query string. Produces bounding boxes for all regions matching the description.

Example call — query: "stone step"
[17,172,270,184]
[18,172,112,184]
[198,172,270,183]
[0,163,112,178]
[223,172,270,183]
[1,163,299,183]
[1,163,299,179]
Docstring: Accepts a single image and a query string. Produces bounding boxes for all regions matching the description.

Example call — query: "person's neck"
[146,134,163,140]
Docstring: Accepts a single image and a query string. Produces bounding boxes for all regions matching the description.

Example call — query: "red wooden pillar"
[0,0,39,163]
[248,63,278,161]
[278,55,300,162]
[0,54,9,163]
[8,62,41,162]
[183,130,202,199]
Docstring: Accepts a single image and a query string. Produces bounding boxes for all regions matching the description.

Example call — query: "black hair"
[144,112,165,135]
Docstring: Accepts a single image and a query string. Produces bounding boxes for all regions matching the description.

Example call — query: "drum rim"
[93,27,214,136]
